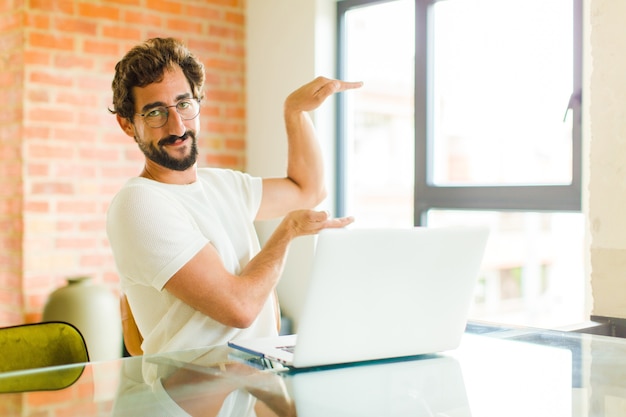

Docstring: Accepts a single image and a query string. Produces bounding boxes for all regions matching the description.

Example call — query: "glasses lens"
[177,100,200,120]
[145,109,168,128]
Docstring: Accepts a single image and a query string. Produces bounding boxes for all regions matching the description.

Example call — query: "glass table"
[1,321,625,416]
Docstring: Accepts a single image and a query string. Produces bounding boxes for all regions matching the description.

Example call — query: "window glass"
[431,0,574,186]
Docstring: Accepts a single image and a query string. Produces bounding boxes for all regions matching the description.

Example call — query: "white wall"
[246,0,337,329]
[588,0,626,319]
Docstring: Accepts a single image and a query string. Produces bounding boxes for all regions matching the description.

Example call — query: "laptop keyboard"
[278,345,295,353]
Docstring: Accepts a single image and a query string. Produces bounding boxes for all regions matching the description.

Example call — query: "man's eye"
[177,101,191,109]
[146,108,165,118]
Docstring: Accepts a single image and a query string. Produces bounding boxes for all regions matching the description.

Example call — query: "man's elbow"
[304,185,327,209]
[222,307,260,330]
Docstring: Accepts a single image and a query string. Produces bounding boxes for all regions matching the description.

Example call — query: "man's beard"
[137,131,198,171]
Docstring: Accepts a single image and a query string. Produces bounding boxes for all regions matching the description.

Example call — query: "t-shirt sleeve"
[212,169,262,222]
[107,185,208,290]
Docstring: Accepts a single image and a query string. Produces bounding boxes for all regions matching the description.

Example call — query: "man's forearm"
[283,109,326,207]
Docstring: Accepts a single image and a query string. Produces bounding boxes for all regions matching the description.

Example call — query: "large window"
[337,0,584,328]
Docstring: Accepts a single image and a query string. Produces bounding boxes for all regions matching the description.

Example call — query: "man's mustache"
[158,131,195,147]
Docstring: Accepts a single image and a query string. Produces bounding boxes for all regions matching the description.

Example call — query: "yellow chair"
[120,293,144,356]
[0,321,89,393]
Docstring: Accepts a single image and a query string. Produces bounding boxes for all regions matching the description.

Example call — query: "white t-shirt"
[106,168,278,355]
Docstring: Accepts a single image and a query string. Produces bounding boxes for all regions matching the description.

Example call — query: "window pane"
[342,0,415,227]
[427,210,585,328]
[431,0,574,186]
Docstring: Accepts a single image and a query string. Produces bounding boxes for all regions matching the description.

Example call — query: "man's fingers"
[314,79,363,100]
[323,215,355,229]
[336,80,364,92]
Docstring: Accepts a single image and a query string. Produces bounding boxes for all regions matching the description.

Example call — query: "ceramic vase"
[43,276,122,361]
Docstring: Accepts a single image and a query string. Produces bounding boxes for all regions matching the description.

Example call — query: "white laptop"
[229,226,489,368]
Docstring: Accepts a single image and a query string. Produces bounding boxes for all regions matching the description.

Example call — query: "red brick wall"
[0,0,246,326]
[0,1,25,326]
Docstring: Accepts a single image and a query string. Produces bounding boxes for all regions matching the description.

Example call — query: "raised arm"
[257,77,363,220]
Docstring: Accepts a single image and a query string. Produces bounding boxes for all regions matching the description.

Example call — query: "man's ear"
[117,114,136,138]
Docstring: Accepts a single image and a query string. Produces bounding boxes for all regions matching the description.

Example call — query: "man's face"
[120,65,201,171]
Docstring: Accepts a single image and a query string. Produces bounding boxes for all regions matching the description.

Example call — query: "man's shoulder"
[197,167,259,186]
[197,167,240,179]
[110,178,186,210]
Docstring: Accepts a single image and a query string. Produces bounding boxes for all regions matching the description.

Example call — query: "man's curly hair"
[110,37,205,120]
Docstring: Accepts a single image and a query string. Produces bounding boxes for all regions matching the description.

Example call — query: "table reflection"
[112,347,469,417]
[113,346,294,417]
[289,355,470,417]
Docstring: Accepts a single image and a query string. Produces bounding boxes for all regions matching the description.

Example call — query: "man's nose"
[166,109,186,137]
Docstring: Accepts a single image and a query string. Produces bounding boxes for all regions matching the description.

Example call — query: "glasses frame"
[136,98,201,128]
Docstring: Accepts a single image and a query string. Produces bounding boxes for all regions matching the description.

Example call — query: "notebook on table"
[228,226,489,368]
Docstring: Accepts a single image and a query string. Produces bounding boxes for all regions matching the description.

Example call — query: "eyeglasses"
[136,98,201,128]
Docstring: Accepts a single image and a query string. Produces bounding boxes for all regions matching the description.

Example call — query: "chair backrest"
[120,293,144,356]
[0,321,89,392]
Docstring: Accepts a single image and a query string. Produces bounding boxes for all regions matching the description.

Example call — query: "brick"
[55,164,97,178]
[225,11,245,25]
[24,13,50,30]
[209,89,242,103]
[83,39,120,56]
[0,144,21,161]
[206,57,243,72]
[102,25,142,41]
[27,89,50,103]
[225,106,245,119]
[0,161,22,177]
[186,4,221,20]
[26,163,50,176]
[167,18,203,34]
[0,107,21,123]
[24,201,50,213]
[31,182,74,195]
[27,143,74,159]
[204,153,240,168]
[209,24,244,40]
[0,71,21,88]
[56,200,98,214]
[123,10,162,27]
[28,32,74,51]
[27,107,75,124]
[0,11,23,32]
[53,54,96,70]
[79,220,105,231]
[223,43,245,58]
[187,39,221,55]
[78,147,120,161]
[208,121,243,134]
[77,3,120,21]
[56,91,99,107]
[24,50,51,66]
[30,0,75,15]
[225,138,245,150]
[56,237,99,249]
[28,71,74,87]
[80,253,109,267]
[145,0,183,15]
[107,0,142,5]
[53,17,98,36]
[23,126,51,140]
